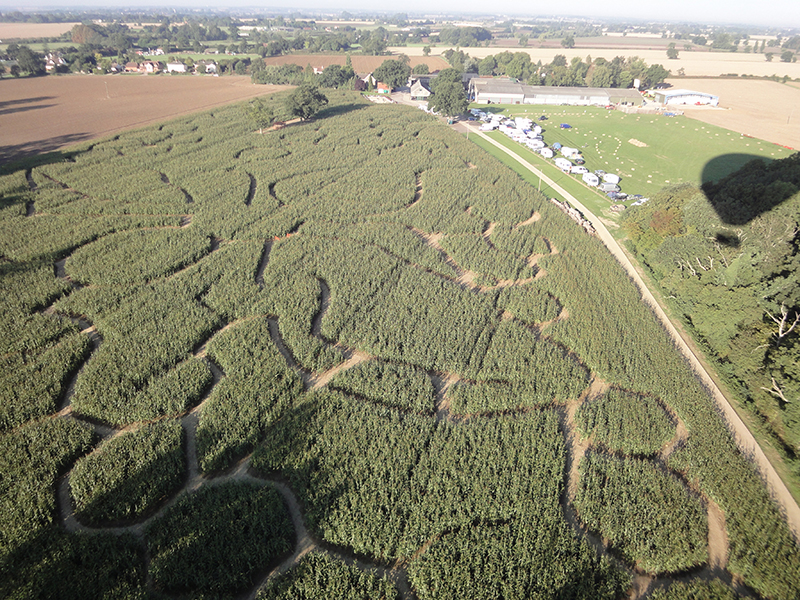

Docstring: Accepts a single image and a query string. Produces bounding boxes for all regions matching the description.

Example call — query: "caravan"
[554,157,573,172]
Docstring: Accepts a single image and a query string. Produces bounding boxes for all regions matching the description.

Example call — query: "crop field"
[2,90,799,599]
[263,53,450,73]
[394,45,800,79]
[0,22,79,40]
[665,78,800,151]
[0,75,288,165]
[477,104,794,200]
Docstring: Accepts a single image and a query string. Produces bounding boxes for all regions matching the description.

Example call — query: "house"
[376,82,392,94]
[44,52,67,72]
[410,79,431,101]
[141,61,161,73]
[312,65,325,75]
[195,60,217,74]
[125,61,140,73]
[359,72,376,88]
[166,62,187,73]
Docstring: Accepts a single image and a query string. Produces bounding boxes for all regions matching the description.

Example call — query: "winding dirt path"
[464,124,800,543]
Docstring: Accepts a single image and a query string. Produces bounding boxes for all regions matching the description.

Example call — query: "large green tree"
[372,59,411,90]
[428,81,468,117]
[16,46,45,76]
[284,83,328,120]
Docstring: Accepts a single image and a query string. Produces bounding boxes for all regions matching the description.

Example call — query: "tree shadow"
[0,134,92,171]
[314,101,370,120]
[700,153,798,225]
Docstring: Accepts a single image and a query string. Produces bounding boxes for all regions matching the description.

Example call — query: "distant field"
[0,22,78,40]
[665,78,800,150]
[476,105,794,198]
[0,75,287,164]
[264,53,450,73]
[391,45,800,79]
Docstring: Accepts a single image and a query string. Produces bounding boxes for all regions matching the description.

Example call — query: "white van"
[555,157,573,171]
[599,182,621,193]
[603,173,621,184]
[571,165,589,175]
[582,173,600,186]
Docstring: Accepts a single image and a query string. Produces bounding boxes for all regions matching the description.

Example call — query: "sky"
[4,1,800,29]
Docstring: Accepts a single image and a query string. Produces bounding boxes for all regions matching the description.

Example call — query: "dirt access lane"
[0,75,289,165]
[460,123,800,543]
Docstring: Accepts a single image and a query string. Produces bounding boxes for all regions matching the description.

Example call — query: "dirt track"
[0,75,288,164]
[464,123,800,543]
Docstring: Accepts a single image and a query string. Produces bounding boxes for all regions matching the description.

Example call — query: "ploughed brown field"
[0,75,288,164]
[263,53,450,73]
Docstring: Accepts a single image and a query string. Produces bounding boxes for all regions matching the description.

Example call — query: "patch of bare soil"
[515,211,541,228]
[0,75,290,164]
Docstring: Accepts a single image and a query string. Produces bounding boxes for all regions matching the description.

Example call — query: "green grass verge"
[470,104,793,198]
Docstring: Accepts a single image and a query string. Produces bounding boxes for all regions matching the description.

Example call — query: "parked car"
[574,157,585,165]
[594,169,606,176]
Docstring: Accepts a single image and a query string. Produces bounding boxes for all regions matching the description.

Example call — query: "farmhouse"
[410,80,431,101]
[469,79,643,107]
[653,89,719,106]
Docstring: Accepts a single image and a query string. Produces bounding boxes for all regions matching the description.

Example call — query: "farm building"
[653,89,719,106]
[410,80,431,101]
[469,79,643,107]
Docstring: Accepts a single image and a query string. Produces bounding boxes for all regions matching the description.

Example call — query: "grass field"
[470,104,794,200]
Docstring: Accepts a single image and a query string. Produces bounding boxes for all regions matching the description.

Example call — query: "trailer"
[582,173,600,186]
[540,147,554,158]
[603,173,621,184]
[555,157,573,171]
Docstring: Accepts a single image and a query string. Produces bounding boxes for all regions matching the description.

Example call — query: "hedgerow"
[257,552,398,600]
[575,451,708,574]
[70,420,185,524]
[145,482,293,595]
[329,360,435,413]
[575,387,675,456]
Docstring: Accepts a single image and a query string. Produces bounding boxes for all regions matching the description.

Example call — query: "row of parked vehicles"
[469,109,649,205]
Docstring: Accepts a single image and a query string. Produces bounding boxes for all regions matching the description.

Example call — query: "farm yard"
[0,75,288,164]
[1,90,800,599]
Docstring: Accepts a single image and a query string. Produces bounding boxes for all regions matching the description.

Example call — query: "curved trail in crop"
[464,124,800,543]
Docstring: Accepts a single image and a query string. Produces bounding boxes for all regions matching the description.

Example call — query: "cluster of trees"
[467,51,671,88]
[622,156,800,459]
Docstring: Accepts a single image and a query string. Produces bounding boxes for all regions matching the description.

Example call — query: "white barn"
[469,79,643,106]
[653,89,719,106]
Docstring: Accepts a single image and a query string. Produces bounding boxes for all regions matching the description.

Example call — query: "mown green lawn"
[470,104,793,199]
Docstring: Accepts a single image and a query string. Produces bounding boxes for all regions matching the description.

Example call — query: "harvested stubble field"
[263,53,450,73]
[664,77,800,150]
[2,90,799,600]
[0,75,288,164]
[0,22,79,40]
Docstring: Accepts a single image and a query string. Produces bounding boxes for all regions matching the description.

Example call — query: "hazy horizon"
[1,1,799,29]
